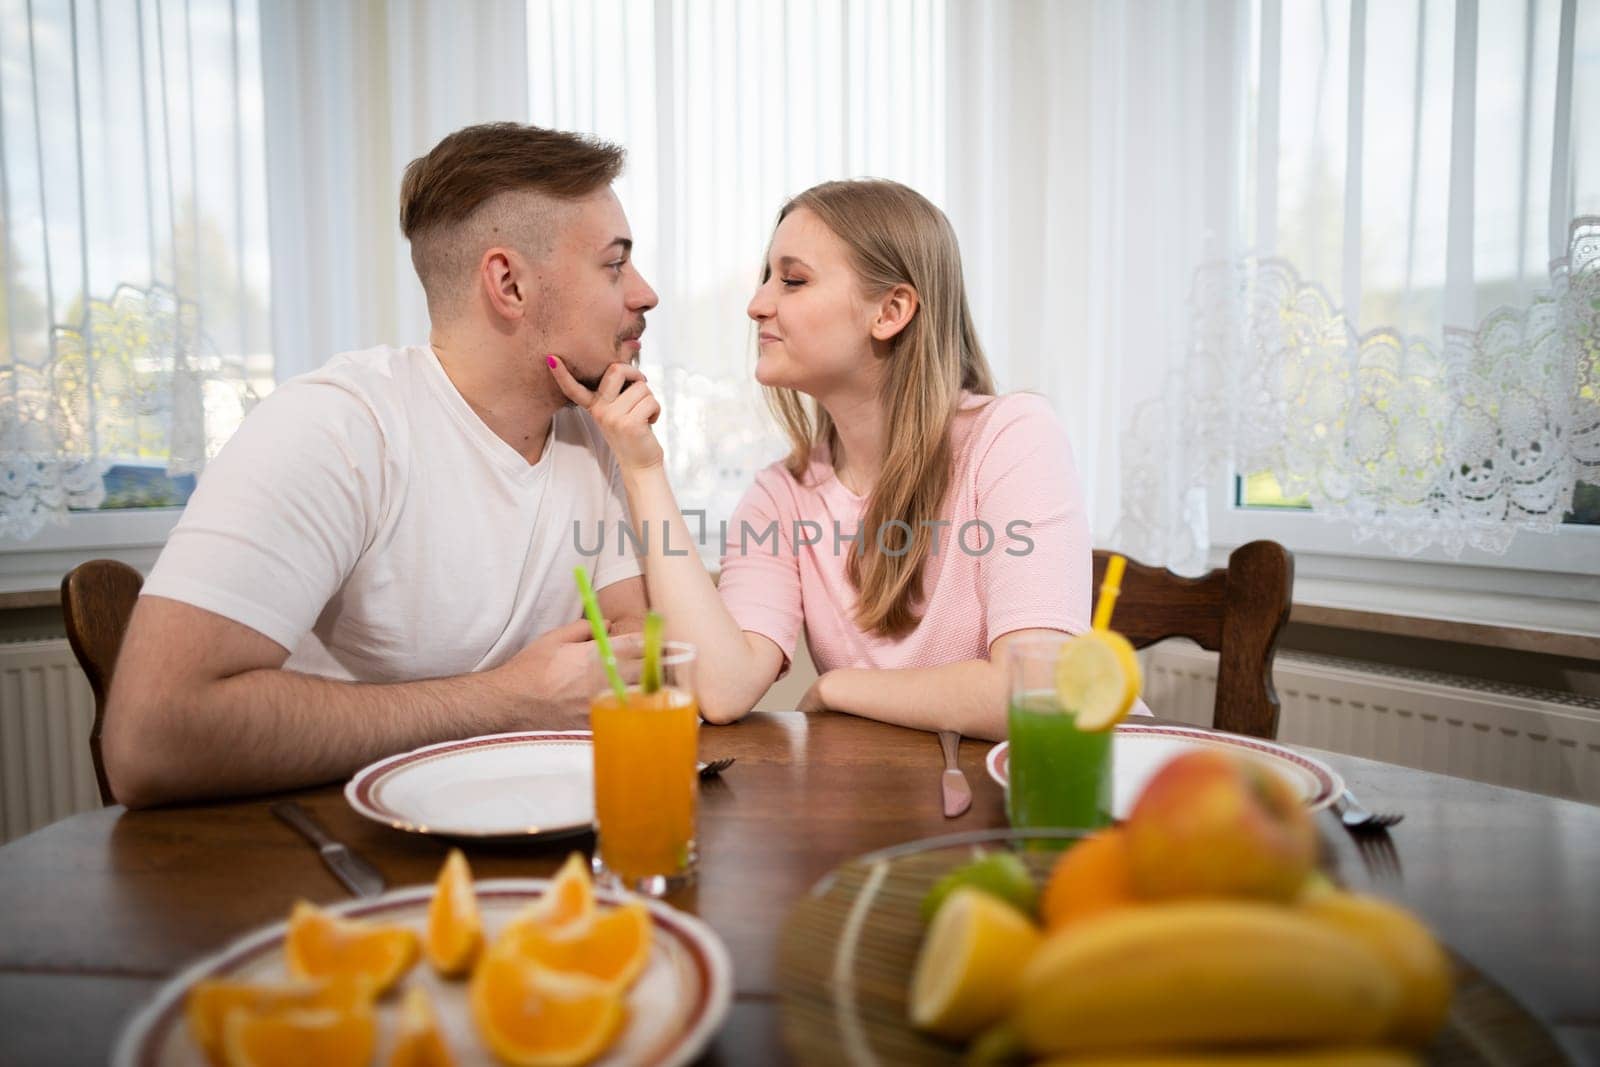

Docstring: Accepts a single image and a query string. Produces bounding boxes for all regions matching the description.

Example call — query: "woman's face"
[747,207,880,397]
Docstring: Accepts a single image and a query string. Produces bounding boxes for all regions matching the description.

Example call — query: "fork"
[1352,829,1404,882]
[697,757,735,780]
[1333,788,1404,831]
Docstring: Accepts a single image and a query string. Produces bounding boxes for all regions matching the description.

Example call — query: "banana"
[1012,901,1401,1055]
[1299,891,1453,1045]
[1040,1050,1421,1067]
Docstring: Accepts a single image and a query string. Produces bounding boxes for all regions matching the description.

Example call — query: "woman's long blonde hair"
[763,179,996,638]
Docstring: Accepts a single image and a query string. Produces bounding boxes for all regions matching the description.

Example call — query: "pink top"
[717,392,1092,675]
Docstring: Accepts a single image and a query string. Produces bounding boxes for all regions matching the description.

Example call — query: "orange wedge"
[1039,828,1137,931]
[389,985,456,1067]
[469,950,625,1067]
[186,976,369,1067]
[221,1001,376,1067]
[284,899,419,995]
[517,852,596,930]
[426,849,483,978]
[499,899,653,993]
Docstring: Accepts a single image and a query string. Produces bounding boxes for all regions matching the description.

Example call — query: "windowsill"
[0,509,181,600]
[1204,542,1600,662]
[1288,584,1600,661]
[1205,485,1600,661]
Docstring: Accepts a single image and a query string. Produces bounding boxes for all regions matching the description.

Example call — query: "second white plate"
[986,723,1343,817]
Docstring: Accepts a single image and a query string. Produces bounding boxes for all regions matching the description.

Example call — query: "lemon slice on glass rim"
[1053,630,1141,732]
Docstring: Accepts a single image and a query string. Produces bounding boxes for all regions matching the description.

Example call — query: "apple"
[1124,750,1317,902]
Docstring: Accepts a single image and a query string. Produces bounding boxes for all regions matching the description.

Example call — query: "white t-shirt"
[143,345,642,682]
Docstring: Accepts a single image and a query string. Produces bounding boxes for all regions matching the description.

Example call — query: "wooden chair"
[1092,541,1293,740]
[60,559,144,804]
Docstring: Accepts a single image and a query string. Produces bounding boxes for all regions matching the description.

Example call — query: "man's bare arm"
[101,596,634,809]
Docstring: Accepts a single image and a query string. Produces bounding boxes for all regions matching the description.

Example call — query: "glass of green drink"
[1006,635,1113,831]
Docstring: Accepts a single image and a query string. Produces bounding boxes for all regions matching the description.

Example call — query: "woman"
[548,179,1090,739]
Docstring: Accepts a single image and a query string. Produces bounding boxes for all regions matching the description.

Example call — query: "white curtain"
[0,0,270,541]
[524,0,1203,539]
[35,0,1581,565]
[1107,0,1600,568]
[939,0,1251,562]
[259,0,529,381]
[526,0,949,528]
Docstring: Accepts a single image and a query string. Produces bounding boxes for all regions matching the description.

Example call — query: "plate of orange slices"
[113,852,732,1067]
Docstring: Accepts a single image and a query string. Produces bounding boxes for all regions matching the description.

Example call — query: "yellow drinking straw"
[573,566,627,700]
[1092,554,1127,632]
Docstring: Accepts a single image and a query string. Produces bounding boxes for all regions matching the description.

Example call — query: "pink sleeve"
[972,395,1093,642]
[717,470,803,675]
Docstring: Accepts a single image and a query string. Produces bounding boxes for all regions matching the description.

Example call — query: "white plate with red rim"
[345,731,595,840]
[112,878,734,1067]
[985,723,1343,816]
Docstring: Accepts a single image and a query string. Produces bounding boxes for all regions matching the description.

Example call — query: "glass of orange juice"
[589,641,699,895]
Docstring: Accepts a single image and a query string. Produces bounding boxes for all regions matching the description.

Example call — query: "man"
[103,123,657,808]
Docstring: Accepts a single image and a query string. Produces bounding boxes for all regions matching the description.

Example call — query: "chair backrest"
[60,559,144,804]
[1092,541,1293,739]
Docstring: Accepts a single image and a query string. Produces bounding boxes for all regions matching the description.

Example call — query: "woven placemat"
[776,834,1569,1066]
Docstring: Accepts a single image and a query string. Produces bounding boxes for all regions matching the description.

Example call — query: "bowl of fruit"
[777,752,1565,1066]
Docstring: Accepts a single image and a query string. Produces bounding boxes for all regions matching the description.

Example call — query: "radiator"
[1143,643,1600,805]
[0,640,103,844]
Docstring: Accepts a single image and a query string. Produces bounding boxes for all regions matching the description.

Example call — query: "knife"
[271,801,387,898]
[938,730,972,818]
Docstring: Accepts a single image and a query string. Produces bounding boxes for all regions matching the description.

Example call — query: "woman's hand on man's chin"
[546,354,665,472]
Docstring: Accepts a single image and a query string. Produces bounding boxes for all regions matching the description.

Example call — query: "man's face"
[535,188,658,391]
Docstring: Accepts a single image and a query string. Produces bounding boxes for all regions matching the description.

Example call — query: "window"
[1211,0,1600,567]
[0,0,273,544]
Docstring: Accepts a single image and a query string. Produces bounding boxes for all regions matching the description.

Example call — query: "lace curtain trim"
[1117,216,1600,567]
[1,283,259,541]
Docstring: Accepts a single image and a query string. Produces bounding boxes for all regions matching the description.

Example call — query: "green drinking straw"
[573,566,627,700]
[641,610,665,694]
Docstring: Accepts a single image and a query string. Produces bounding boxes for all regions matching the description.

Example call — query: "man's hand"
[547,356,664,473]
[492,619,646,728]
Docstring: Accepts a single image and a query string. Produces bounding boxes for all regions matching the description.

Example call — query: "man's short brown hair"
[399,122,625,318]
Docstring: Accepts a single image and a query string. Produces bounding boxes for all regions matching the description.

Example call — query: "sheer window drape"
[0,0,271,541]
[1111,0,1600,568]
[251,0,1593,577]
[21,1,1583,566]
[526,0,949,527]
[258,0,530,382]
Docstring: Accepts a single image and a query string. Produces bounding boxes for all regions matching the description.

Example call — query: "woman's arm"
[614,459,787,722]
[549,359,784,722]
[799,627,1066,739]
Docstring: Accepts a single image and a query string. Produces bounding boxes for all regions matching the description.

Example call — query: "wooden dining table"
[0,710,1596,1066]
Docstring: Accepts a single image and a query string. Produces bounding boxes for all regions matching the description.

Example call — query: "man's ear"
[869,283,919,342]
[480,247,527,322]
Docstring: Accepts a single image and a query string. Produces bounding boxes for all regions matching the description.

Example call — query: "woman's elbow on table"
[697,691,753,727]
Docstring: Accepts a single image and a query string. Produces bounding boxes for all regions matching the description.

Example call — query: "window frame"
[1207,474,1600,637]
[0,510,181,595]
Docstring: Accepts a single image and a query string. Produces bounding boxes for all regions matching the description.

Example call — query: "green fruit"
[921,852,1038,923]
[1297,869,1338,902]
[965,1023,1026,1064]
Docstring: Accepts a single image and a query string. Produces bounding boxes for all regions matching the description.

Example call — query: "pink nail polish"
[546,355,558,369]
